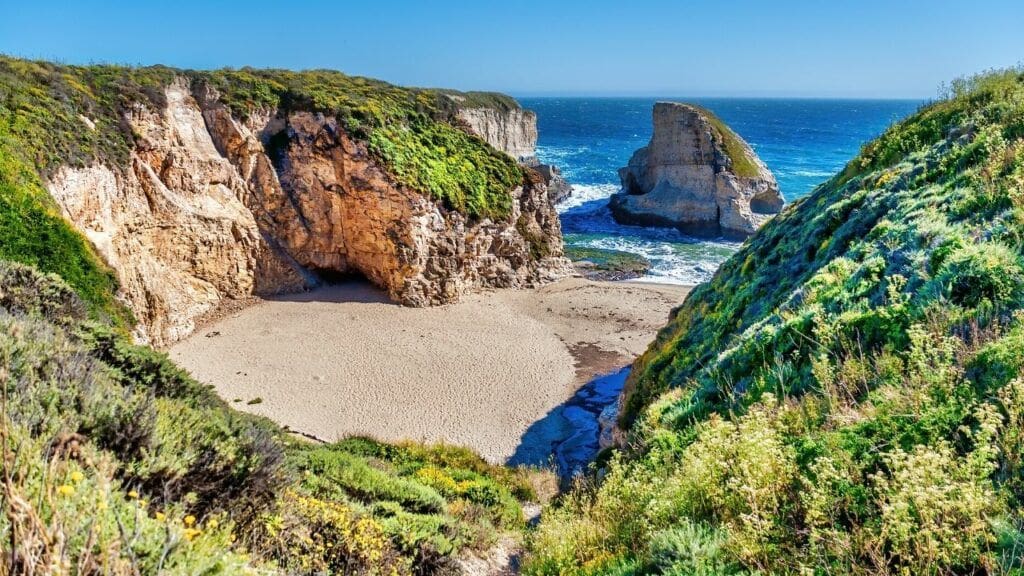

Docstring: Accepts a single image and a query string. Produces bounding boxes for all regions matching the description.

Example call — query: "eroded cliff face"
[47,79,569,346]
[456,107,538,163]
[611,102,783,238]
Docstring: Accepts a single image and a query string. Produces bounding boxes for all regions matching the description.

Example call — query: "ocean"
[518,97,923,285]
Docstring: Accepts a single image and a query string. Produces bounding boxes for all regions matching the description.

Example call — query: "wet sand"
[168,277,689,463]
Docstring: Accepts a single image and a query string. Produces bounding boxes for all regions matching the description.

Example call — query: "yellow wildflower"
[155,511,166,521]
[184,514,196,526]
[127,490,139,499]
[206,518,219,529]
[70,471,84,483]
[57,484,75,496]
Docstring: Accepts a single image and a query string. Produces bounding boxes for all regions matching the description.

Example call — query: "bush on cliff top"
[525,68,1024,575]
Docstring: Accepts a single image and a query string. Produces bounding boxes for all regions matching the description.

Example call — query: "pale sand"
[168,277,690,463]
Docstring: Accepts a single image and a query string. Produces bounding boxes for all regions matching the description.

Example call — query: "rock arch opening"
[751,190,785,215]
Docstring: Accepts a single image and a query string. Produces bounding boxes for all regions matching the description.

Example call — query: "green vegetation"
[0,260,538,574]
[565,246,651,280]
[689,103,761,178]
[437,89,522,112]
[0,57,166,327]
[525,68,1024,574]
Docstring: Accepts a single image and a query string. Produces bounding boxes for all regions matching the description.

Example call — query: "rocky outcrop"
[47,79,570,346]
[456,106,538,163]
[610,102,783,238]
[531,163,573,205]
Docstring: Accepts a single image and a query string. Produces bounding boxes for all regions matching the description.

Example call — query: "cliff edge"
[610,102,783,238]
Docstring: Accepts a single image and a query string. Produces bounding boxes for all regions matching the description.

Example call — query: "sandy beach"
[169,277,690,463]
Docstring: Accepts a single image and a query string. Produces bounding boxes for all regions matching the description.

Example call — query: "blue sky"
[2,0,1022,98]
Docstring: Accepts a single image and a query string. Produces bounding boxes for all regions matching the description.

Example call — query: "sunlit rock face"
[611,102,784,239]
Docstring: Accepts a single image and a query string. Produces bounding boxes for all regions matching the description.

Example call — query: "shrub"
[0,260,87,326]
[647,521,738,576]
[936,242,1024,309]
[871,437,1000,572]
[294,445,447,514]
[0,310,152,457]
[132,398,284,523]
[0,423,259,576]
[251,490,411,575]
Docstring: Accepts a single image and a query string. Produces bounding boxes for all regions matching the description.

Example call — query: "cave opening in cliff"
[751,190,784,215]
[311,266,366,285]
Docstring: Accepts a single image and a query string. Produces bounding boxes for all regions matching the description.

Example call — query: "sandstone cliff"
[610,102,783,238]
[47,79,570,346]
[455,105,538,163]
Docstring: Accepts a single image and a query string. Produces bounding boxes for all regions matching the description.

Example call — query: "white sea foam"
[556,183,620,212]
[789,169,835,178]
[554,180,741,285]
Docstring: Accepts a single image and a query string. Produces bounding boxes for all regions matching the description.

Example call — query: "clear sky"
[2,0,1022,98]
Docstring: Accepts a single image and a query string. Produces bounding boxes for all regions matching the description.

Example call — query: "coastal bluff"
[36,68,571,346]
[610,101,783,238]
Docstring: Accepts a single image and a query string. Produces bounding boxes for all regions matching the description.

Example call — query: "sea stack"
[610,102,784,238]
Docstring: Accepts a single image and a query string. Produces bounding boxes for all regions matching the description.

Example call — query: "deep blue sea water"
[518,98,923,284]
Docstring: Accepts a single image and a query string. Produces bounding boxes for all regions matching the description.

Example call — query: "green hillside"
[526,68,1024,575]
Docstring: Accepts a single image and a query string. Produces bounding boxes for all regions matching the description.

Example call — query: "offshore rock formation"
[47,80,569,346]
[610,102,783,238]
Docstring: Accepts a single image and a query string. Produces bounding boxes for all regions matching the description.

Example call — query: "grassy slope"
[0,56,541,574]
[0,261,541,574]
[526,69,1024,575]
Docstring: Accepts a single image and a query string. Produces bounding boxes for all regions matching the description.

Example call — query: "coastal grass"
[525,67,1024,575]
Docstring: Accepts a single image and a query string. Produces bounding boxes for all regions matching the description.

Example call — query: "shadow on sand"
[507,367,630,479]
[267,277,393,305]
